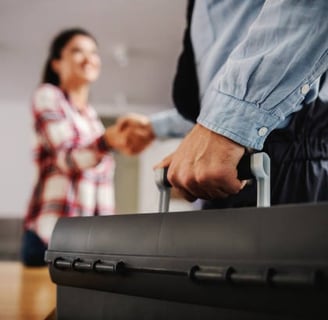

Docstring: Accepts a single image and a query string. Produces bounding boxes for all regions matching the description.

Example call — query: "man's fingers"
[115,117,131,131]
[116,113,151,132]
[168,170,230,201]
[153,153,174,169]
[174,188,197,202]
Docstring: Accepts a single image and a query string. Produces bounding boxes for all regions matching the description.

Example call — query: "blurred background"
[0,0,194,258]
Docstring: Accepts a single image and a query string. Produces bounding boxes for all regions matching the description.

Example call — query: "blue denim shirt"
[193,0,328,150]
[150,109,194,138]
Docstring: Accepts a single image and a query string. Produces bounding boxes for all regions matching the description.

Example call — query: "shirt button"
[258,127,268,136]
[301,84,310,95]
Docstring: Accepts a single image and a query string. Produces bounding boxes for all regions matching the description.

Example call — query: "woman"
[22,28,124,266]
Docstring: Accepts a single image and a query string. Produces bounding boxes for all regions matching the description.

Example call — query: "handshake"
[104,113,156,155]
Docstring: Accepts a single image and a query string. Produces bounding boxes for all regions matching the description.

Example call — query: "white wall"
[0,100,34,218]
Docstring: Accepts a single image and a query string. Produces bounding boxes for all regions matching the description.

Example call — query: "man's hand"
[116,113,155,155]
[104,113,155,155]
[154,124,246,201]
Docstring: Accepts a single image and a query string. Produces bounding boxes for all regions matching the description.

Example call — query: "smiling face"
[52,34,101,87]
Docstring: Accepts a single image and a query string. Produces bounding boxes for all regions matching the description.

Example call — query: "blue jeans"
[21,230,47,266]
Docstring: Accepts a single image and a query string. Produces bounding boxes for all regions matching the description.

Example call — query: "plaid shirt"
[24,84,115,243]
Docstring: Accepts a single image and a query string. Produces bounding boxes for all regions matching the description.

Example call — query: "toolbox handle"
[237,152,271,207]
[250,152,271,208]
[154,167,171,213]
[155,152,270,212]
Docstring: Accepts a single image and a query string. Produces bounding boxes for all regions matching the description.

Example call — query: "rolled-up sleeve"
[197,0,328,150]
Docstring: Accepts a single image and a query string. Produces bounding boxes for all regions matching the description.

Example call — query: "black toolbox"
[46,203,328,319]
[45,153,328,319]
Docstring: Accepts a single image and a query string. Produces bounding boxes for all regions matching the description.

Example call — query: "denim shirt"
[193,0,328,150]
[150,109,194,138]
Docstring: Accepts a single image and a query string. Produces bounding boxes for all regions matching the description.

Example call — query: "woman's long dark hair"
[42,28,97,86]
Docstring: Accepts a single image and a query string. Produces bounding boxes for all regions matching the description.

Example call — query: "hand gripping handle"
[154,152,270,212]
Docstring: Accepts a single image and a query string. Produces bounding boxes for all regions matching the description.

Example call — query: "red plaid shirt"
[24,84,115,243]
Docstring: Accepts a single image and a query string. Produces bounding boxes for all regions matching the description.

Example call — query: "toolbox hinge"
[190,265,321,288]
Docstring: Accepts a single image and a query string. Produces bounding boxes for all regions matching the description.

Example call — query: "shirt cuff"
[197,89,285,150]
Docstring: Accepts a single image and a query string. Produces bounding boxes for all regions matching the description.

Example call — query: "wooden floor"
[0,262,56,320]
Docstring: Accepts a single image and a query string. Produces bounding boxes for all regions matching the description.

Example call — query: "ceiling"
[0,0,187,115]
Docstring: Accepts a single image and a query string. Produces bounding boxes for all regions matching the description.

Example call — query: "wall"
[0,100,33,218]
